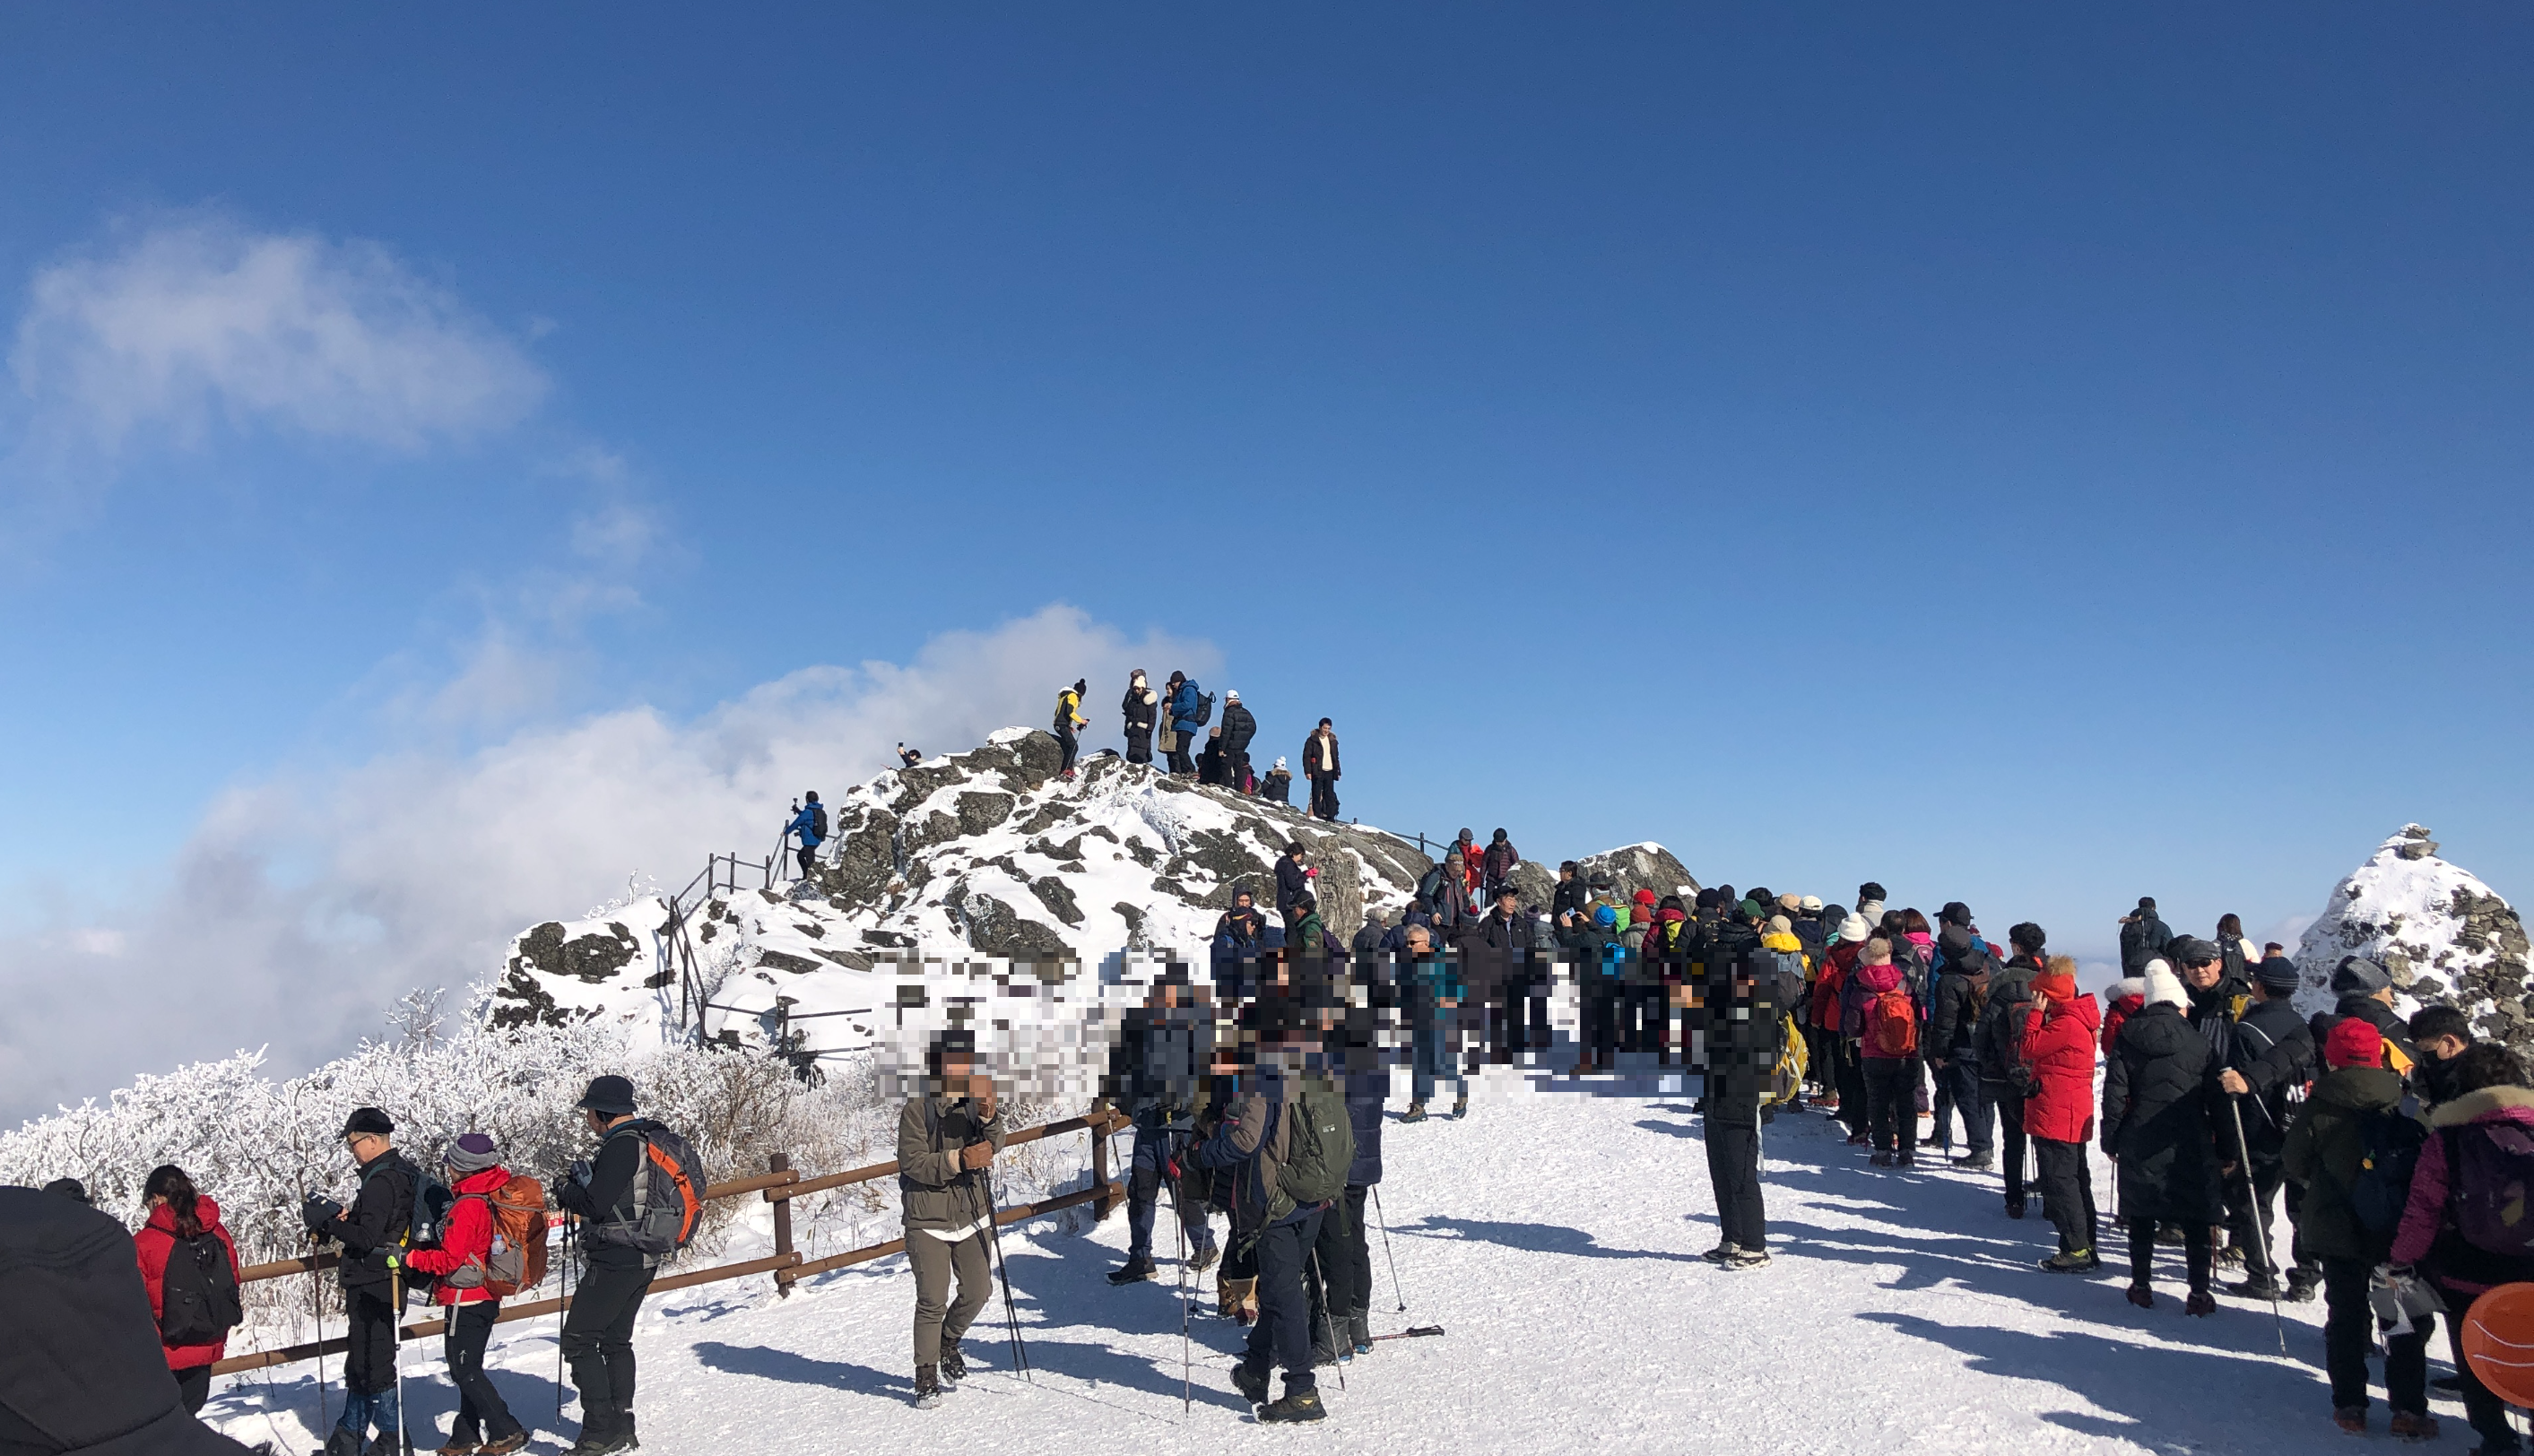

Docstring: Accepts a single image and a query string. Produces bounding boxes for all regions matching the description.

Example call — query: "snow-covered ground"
[203,1079,2365,1456]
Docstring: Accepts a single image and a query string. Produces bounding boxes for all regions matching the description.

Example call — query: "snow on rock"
[2293,824,2533,1048]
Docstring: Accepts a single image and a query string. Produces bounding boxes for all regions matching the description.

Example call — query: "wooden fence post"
[768,1151,794,1297]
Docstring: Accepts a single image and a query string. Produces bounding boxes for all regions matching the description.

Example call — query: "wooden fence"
[210,1110,1130,1376]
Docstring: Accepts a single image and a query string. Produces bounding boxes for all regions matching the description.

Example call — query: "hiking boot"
[2212,1244,2247,1270]
[2126,1284,2155,1309]
[1723,1247,1773,1270]
[1400,1102,1428,1123]
[2185,1290,2217,1317]
[2334,1408,2368,1434]
[1259,1384,1327,1423]
[1958,1152,1996,1171]
[2227,1278,2287,1302]
[1701,1243,1740,1263]
[1348,1310,1372,1356]
[325,1433,363,1456]
[2005,1196,2027,1219]
[1896,1152,1918,1167]
[1311,1330,1341,1367]
[2390,1412,2440,1441]
[2041,1248,2098,1273]
[477,1438,529,1456]
[913,1365,943,1411]
[2287,1271,2322,1304]
[2156,1222,2186,1247]
[2430,1374,2464,1395]
[1230,1360,1271,1405]
[1870,1152,1895,1168]
[1846,1131,1870,1145]
[1107,1255,1158,1286]
[438,1441,481,1456]
[1188,1243,1220,1275]
[1452,1094,1469,1118]
[939,1339,968,1382]
[564,1426,630,1456]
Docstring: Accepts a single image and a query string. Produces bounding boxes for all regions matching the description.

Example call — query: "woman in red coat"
[401,1132,530,1454]
[2022,958,2103,1273]
[131,1164,241,1415]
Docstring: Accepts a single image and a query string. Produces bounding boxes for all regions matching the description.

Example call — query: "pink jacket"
[2391,1084,2534,1287]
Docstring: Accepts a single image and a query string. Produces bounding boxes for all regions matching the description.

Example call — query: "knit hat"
[2144,964,2189,1010]
[341,1106,395,1138]
[445,1132,499,1174]
[2032,968,2077,1003]
[1838,914,1870,943]
[2324,1017,2385,1070]
[2255,957,2302,993]
[1695,888,1722,911]
[1226,689,1239,701]
[1801,896,1823,913]
[576,1075,638,1116]
[1273,757,1286,770]
[1767,914,1793,934]
[1594,905,1618,928]
[2331,956,2393,996]
[1633,888,1658,907]
[1861,938,1893,966]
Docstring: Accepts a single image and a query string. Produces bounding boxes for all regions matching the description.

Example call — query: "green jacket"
[1293,912,1326,956]
[898,1096,1007,1233]
[2280,1065,2402,1261]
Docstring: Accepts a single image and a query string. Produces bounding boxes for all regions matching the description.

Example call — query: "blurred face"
[2182,958,2223,992]
[1406,927,1431,952]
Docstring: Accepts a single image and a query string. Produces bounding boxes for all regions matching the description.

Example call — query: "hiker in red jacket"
[133,1165,241,1415]
[2022,958,2104,1271]
[2100,973,2148,1055]
[402,1133,531,1454]
[1854,938,1921,1166]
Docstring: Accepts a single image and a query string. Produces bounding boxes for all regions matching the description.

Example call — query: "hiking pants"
[1835,1038,1869,1137]
[1491,968,1548,1062]
[1411,1025,1464,1106]
[1984,1082,2028,1203]
[2127,1218,2210,1295]
[334,1287,404,1441]
[1244,1207,1327,1386]
[1306,1188,1372,1328]
[2435,1279,2526,1452]
[1862,1058,1917,1155]
[1308,775,1338,820]
[2223,1154,2292,1287]
[174,1365,213,1415]
[1705,1119,1766,1251]
[563,1261,654,1422]
[907,1228,992,1367]
[1166,733,1193,776]
[2324,1256,2430,1415]
[1127,1125,1214,1263]
[1938,1059,1992,1157]
[2282,1177,2321,1289]
[795,843,817,880]
[2033,1138,2097,1254]
[446,1298,523,1442]
[1579,975,1618,1063]
[1055,723,1080,775]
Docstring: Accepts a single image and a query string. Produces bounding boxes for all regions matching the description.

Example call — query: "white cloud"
[9,212,546,457]
[0,605,1218,1123]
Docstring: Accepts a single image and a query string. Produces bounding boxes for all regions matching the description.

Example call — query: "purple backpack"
[2451,1122,2534,1258]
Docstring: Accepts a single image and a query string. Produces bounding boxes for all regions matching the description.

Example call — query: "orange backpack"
[1867,988,1919,1058]
[447,1176,550,1297]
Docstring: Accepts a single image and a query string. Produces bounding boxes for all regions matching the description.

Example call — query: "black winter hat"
[1745,888,1773,911]
[341,1106,395,1138]
[1859,882,1887,903]
[40,1177,88,1204]
[1695,888,1722,911]
[575,1076,638,1116]
[2256,957,2302,993]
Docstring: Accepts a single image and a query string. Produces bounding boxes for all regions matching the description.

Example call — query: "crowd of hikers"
[16,862,2534,1449]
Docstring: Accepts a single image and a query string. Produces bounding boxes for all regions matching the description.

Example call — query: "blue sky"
[2,4,2529,1114]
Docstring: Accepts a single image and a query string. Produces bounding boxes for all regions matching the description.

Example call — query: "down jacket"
[2101,1000,2222,1222]
[2019,974,2099,1144]
[2391,1084,2534,1296]
[133,1196,242,1371]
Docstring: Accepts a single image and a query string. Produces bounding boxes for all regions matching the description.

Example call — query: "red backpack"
[1867,988,1919,1058]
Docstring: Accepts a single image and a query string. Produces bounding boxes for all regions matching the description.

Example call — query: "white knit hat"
[1226,689,1239,700]
[1838,914,1870,943]
[2144,963,2189,1010]
[1272,756,1287,770]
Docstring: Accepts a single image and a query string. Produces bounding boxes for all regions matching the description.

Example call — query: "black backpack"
[2350,1096,2430,1246]
[158,1231,242,1346]
[1192,689,1214,727]
[811,802,829,839]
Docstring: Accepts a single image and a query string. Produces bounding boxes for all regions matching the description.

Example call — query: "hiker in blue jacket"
[1166,672,1203,777]
[785,792,824,881]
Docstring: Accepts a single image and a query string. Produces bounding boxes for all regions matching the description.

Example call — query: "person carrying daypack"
[1054,679,1088,779]
[404,1132,541,1454]
[2285,1016,2436,1438]
[1198,1019,1354,1425]
[2119,897,2173,975]
[134,1164,242,1416]
[2212,955,2317,1302]
[1165,672,1203,776]
[2389,1041,2534,1455]
[556,1076,703,1455]
[900,1032,1008,1411]
[785,792,825,882]
[2021,960,2103,1272]
[1928,938,1996,1171]
[2102,965,2223,1313]
[1976,923,2047,1216]
[302,1106,421,1456]
[1854,938,1921,1166]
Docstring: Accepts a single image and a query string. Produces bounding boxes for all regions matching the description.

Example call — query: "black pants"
[1491,971,1547,1062]
[343,1287,400,1396]
[2224,1154,2295,1286]
[1243,1208,1327,1386]
[2127,1217,2210,1294]
[563,1261,655,1425]
[1931,1061,1956,1150]
[446,1299,522,1442]
[2324,1256,2430,1414]
[1308,776,1338,820]
[2435,1279,2522,1451]
[1862,1059,1917,1154]
[1124,728,1152,765]
[1835,1038,1869,1136]
[1056,724,1080,774]
[1618,978,1668,1057]
[1985,1082,2028,1202]
[795,843,817,880]
[1940,1060,1992,1157]
[2033,1138,2097,1253]
[2282,1178,2322,1288]
[1705,1119,1766,1251]
[1305,1189,1372,1339]
[174,1365,212,1415]
[1166,734,1193,776]
[1578,975,1618,1062]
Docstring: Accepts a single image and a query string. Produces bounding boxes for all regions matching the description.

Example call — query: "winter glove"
[301,1194,344,1234]
[569,1158,594,1188]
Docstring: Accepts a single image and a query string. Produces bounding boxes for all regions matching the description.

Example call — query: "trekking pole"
[985,1169,1032,1381]
[1370,1185,1406,1312]
[557,1220,571,1422]
[390,1267,409,1456]
[2226,1098,2289,1356]
[308,1227,330,1434]
[1307,1247,1347,1393]
[1167,1149,1191,1414]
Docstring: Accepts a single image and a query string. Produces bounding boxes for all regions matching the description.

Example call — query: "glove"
[301,1194,344,1234]
[382,1250,403,1273]
[569,1158,594,1188]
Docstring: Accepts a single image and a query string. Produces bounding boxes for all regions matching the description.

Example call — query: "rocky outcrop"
[2295,825,2534,1053]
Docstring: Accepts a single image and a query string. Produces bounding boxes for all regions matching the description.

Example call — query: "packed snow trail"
[209,1081,2351,1456]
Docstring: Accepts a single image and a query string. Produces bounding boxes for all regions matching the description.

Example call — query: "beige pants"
[909,1227,993,1365]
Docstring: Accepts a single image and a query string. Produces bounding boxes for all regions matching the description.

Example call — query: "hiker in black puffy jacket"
[1122,671,1158,766]
[1927,944,1996,1169]
[1274,843,1313,932]
[2102,966,2222,1311]
[1976,923,2047,1216]
[1220,692,1257,781]
[2213,955,2317,1299]
[1698,921,1792,1268]
[2119,897,2173,975]
[2306,956,2419,1077]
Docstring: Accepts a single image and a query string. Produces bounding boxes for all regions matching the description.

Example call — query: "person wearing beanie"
[555,1076,680,1452]
[2023,958,2103,1271]
[301,1108,420,1456]
[2102,965,2222,1313]
[1219,689,1256,785]
[1818,915,1875,1141]
[1164,671,1202,777]
[2286,1013,2437,1437]
[2120,897,2174,976]
[1122,670,1158,766]
[2212,951,2320,1302]
[1259,756,1292,806]
[1053,678,1089,779]
[403,1134,532,1453]
[1975,923,2051,1218]
[1853,938,1921,1166]
[2307,955,2419,1080]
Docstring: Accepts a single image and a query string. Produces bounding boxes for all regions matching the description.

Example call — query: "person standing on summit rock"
[2119,897,2172,975]
[1167,672,1203,777]
[1219,690,1257,787]
[1122,671,1158,766]
[785,792,825,882]
[1303,719,1340,820]
[1054,679,1088,779]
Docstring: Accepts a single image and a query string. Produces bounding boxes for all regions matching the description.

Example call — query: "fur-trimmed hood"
[2107,975,2147,1006]
[2428,1084,2534,1129]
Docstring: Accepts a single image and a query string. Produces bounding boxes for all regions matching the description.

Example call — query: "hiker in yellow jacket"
[1054,678,1087,780]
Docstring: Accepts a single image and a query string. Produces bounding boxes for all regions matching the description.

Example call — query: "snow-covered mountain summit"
[485,728,1697,1061]
[2294,824,2532,1049]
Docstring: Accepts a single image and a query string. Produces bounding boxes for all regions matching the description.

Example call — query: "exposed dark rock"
[756,949,825,975]
[1115,902,1148,949]
[956,792,1016,836]
[1577,845,1702,905]
[959,893,1073,959]
[508,921,642,984]
[1029,876,1085,926]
